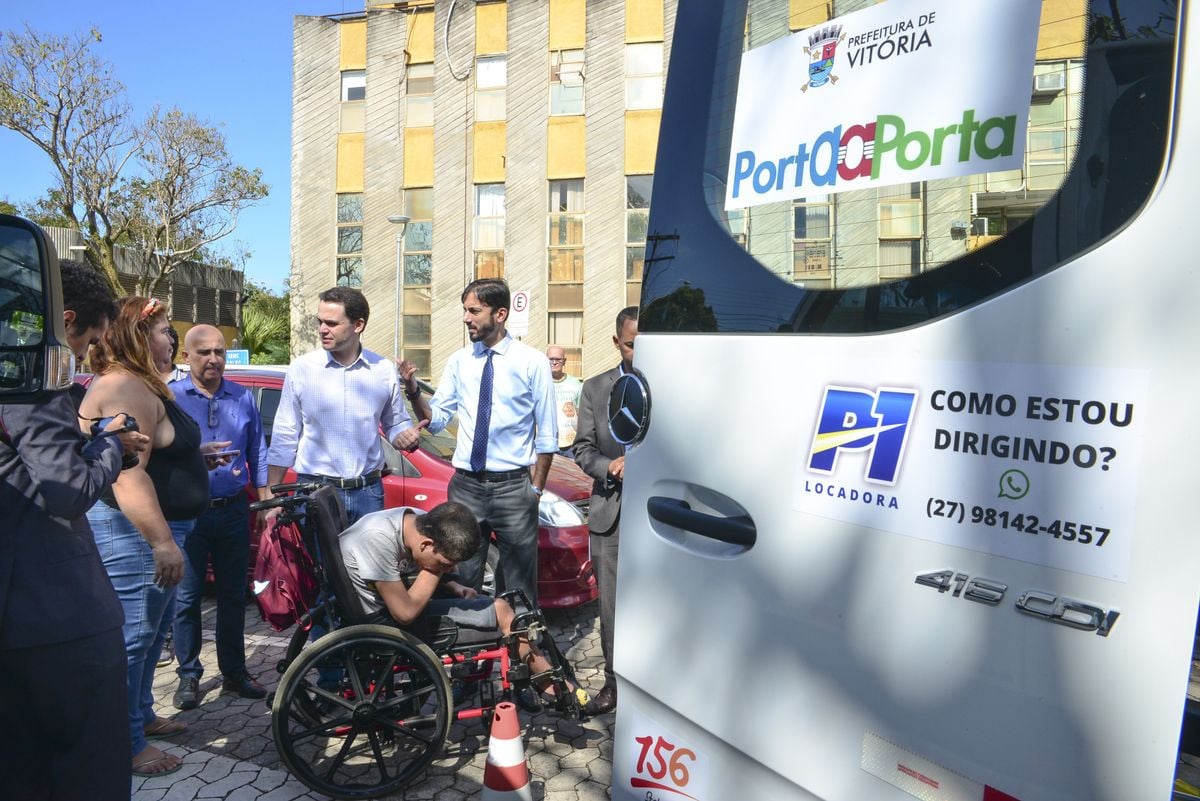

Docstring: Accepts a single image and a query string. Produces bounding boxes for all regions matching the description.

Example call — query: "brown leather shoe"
[584,685,616,715]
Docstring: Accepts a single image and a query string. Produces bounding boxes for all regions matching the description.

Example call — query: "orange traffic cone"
[481,701,532,801]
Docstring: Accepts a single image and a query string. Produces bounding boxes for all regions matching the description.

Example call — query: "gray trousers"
[591,522,620,688]
[449,471,540,606]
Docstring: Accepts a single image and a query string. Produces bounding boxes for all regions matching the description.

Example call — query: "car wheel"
[481,543,500,597]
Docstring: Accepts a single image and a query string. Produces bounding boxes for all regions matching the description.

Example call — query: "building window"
[549,49,585,115]
[474,184,505,279]
[406,63,434,128]
[626,175,652,307]
[336,193,363,287]
[475,55,506,122]
[341,70,365,102]
[727,208,747,248]
[793,194,833,286]
[548,179,583,367]
[548,312,583,377]
[402,188,433,376]
[878,183,923,280]
[1026,61,1077,192]
[340,70,366,131]
[625,43,663,110]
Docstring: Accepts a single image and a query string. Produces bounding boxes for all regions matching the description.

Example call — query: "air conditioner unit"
[1033,72,1066,94]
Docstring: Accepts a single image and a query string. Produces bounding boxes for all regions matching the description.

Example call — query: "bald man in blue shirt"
[170,324,271,709]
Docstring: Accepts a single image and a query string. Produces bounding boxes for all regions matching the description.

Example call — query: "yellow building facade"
[290,0,676,380]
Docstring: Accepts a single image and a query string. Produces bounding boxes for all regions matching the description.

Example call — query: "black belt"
[313,471,382,490]
[209,495,242,509]
[455,467,528,483]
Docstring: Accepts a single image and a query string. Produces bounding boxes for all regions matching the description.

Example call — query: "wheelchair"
[251,483,585,800]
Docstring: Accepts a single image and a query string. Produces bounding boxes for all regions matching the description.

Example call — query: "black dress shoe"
[584,685,616,715]
[222,674,267,699]
[173,676,200,710]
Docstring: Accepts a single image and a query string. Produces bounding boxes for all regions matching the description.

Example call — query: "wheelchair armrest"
[250,495,304,513]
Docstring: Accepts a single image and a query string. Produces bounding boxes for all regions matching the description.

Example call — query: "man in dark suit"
[573,306,639,715]
[0,260,150,799]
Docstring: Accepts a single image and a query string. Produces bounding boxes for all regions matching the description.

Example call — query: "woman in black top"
[81,297,227,777]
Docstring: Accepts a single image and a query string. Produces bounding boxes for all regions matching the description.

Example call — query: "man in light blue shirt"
[267,287,421,524]
[416,279,558,604]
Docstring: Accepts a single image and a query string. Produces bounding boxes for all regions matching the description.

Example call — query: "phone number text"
[925,498,1110,546]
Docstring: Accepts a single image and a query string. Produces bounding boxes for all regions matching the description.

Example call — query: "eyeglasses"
[140,298,162,320]
[548,357,566,364]
[207,396,219,429]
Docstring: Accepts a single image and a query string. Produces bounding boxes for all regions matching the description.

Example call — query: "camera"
[90,415,140,470]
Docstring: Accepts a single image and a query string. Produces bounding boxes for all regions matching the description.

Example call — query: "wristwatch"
[531,485,544,496]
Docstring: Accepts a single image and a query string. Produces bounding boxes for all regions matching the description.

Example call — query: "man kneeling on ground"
[339,501,586,705]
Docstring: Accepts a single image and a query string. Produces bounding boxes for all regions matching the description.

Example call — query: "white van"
[610,1,1198,800]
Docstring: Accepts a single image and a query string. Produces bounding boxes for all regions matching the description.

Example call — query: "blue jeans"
[174,495,251,681]
[87,503,194,758]
[297,474,384,526]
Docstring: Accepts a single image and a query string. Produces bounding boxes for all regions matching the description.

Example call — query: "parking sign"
[508,290,530,337]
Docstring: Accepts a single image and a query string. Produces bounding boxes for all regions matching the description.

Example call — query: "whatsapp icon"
[998,469,1030,500]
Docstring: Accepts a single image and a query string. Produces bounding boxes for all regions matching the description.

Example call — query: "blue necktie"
[470,349,494,472]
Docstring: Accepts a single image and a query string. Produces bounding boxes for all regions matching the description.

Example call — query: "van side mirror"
[0,213,75,401]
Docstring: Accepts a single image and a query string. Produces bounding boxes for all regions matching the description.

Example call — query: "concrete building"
[290,0,676,380]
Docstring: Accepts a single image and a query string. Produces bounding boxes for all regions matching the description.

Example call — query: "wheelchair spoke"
[366,730,392,781]
[368,652,399,704]
[375,682,438,715]
[342,649,369,701]
[372,715,438,744]
[323,727,360,783]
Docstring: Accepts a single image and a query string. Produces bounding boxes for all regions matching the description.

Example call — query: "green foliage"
[241,281,290,364]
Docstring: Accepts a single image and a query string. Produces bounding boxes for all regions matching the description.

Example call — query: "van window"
[639,0,1178,335]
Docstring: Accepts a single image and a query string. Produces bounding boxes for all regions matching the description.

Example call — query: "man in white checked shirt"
[266,287,424,524]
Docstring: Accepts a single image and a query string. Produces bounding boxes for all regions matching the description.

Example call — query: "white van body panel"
[611,13,1197,796]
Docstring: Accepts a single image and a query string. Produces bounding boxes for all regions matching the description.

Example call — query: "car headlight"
[538,490,586,527]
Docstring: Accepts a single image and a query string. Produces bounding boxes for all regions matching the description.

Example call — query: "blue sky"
[0,1,361,293]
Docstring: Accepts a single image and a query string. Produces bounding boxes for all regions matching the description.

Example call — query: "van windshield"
[639,0,1178,334]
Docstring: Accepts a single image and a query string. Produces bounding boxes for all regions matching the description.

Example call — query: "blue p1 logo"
[808,386,919,485]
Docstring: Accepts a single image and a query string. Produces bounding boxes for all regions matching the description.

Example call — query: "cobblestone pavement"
[133,598,612,801]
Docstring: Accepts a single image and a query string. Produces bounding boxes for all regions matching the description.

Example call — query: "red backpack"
[252,518,319,632]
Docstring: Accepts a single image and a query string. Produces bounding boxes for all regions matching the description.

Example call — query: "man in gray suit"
[573,306,638,715]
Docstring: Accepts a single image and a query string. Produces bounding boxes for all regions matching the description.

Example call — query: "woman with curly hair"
[81,297,227,777]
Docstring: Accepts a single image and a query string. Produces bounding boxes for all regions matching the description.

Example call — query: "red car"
[225,366,597,609]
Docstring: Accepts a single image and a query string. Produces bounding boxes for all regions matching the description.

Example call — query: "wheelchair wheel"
[271,624,452,799]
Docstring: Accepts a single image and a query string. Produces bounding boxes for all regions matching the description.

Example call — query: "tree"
[123,107,268,294]
[0,26,138,290]
[240,280,290,364]
[0,25,268,293]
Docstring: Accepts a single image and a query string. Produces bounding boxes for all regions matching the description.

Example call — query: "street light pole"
[387,214,410,360]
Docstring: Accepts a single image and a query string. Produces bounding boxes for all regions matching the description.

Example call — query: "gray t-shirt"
[339,506,422,614]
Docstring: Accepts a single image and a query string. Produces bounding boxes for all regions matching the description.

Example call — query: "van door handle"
[647,497,756,547]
